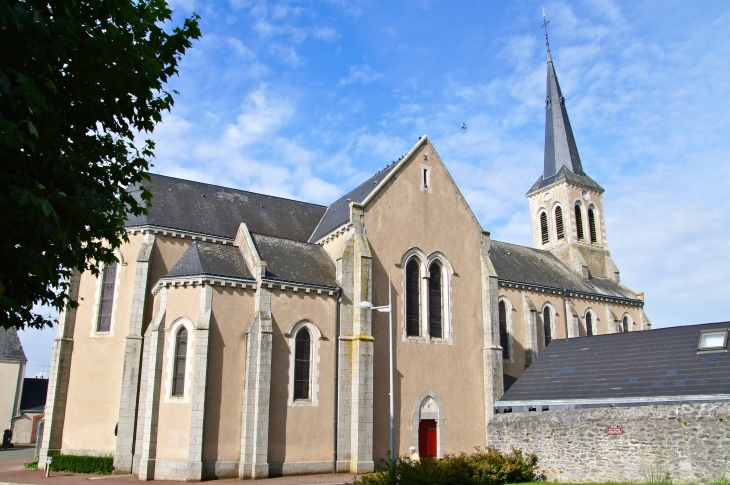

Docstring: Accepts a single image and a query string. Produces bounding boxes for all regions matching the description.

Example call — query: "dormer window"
[698,330,728,351]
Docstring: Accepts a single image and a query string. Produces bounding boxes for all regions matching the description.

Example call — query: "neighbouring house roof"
[0,328,26,362]
[308,162,400,243]
[496,322,730,410]
[252,233,338,288]
[164,241,254,281]
[489,240,639,302]
[126,173,327,242]
[19,378,48,412]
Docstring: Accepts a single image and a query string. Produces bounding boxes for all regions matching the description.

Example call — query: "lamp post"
[359,275,395,464]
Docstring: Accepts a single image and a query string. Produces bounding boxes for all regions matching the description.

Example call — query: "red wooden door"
[418,419,437,458]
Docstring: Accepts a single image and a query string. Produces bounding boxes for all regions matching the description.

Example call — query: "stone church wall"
[487,402,730,483]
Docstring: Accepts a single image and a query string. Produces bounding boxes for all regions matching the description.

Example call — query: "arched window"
[622,316,630,333]
[294,328,312,400]
[97,262,118,332]
[406,259,421,337]
[543,307,552,346]
[575,204,584,240]
[555,206,565,240]
[540,212,549,245]
[586,311,594,336]
[172,327,188,397]
[588,207,598,243]
[428,263,442,339]
[499,300,509,359]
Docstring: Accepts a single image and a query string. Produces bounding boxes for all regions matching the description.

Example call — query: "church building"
[39,34,650,481]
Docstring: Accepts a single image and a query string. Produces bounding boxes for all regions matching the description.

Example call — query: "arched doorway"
[411,391,445,458]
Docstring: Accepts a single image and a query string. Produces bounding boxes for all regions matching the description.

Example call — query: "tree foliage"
[0,0,200,330]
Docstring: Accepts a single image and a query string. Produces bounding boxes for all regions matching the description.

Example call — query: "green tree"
[0,0,200,330]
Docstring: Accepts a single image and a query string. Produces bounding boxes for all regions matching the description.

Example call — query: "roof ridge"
[144,173,328,208]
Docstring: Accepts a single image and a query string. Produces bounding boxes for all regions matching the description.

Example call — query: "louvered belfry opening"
[499,300,509,359]
[97,262,118,332]
[575,204,584,240]
[588,207,598,243]
[543,307,552,346]
[294,328,311,400]
[586,312,593,336]
[540,212,549,245]
[406,259,420,337]
[172,327,188,397]
[555,206,565,240]
[428,263,442,339]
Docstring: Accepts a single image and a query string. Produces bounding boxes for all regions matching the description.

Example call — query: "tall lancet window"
[543,307,552,346]
[406,260,420,337]
[499,300,509,359]
[575,204,585,240]
[172,327,188,397]
[586,312,594,336]
[428,263,442,339]
[588,207,598,243]
[540,212,549,245]
[555,206,565,240]
[97,262,118,332]
[622,316,630,333]
[294,328,312,400]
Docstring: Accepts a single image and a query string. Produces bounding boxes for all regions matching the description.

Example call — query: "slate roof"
[165,241,254,281]
[526,165,604,196]
[126,173,326,242]
[19,378,48,412]
[252,233,338,288]
[497,322,730,409]
[489,240,639,302]
[309,163,399,242]
[0,328,26,361]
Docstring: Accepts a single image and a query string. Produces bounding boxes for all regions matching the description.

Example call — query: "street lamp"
[359,275,395,464]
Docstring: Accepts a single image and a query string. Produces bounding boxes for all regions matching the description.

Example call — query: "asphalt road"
[0,445,35,464]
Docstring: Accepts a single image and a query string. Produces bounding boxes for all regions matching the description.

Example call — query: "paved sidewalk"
[0,467,362,485]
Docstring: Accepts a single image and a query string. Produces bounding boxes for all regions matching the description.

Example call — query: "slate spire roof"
[527,22,604,196]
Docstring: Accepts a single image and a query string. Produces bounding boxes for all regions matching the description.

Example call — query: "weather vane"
[542,7,552,60]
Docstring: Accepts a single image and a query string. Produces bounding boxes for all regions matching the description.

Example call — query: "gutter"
[332,287,342,474]
[494,394,730,413]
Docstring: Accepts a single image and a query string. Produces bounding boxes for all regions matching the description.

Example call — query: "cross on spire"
[542,7,553,62]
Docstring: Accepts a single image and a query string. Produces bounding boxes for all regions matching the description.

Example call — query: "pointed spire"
[542,11,584,179]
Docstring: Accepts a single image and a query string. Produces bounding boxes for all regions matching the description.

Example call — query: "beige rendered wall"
[202,286,255,463]
[155,285,202,461]
[61,233,143,453]
[0,361,22,428]
[144,235,193,326]
[268,289,338,463]
[362,141,487,460]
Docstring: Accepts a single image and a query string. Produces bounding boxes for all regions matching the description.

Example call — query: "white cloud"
[340,65,385,85]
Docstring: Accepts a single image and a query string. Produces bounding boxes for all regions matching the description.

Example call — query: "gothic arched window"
[586,311,594,336]
[622,316,630,333]
[97,262,118,332]
[555,206,565,240]
[406,259,421,337]
[588,207,598,243]
[294,328,312,400]
[499,300,509,359]
[540,212,549,245]
[543,306,552,346]
[172,327,188,397]
[428,263,442,339]
[575,204,584,240]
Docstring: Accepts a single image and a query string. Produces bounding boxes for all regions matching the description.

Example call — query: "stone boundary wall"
[487,402,730,483]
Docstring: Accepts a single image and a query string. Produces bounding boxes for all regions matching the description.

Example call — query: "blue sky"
[19,0,730,376]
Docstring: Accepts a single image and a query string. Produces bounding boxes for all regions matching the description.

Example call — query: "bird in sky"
[462,123,467,129]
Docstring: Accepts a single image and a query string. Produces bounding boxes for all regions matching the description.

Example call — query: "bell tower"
[526,14,620,283]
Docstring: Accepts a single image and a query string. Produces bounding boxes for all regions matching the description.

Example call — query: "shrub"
[49,454,113,474]
[23,460,39,470]
[356,447,545,485]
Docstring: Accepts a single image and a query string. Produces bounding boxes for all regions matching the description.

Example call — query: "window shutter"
[588,208,598,243]
[540,212,549,245]
[575,204,584,240]
[555,207,565,240]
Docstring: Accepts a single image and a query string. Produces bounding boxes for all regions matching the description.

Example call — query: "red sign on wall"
[606,425,623,435]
